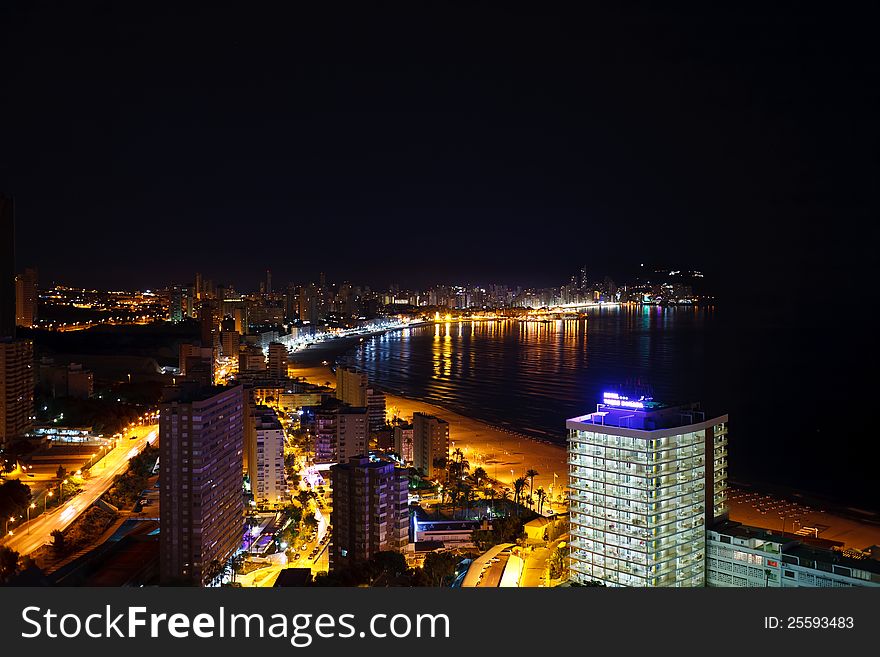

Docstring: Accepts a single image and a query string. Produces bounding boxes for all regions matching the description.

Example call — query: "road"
[2,424,158,556]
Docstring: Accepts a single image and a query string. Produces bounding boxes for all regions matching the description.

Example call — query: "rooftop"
[568,392,722,432]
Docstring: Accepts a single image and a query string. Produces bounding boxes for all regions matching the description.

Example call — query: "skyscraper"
[248,405,287,507]
[0,196,15,339]
[14,268,37,328]
[336,406,368,461]
[267,342,288,379]
[169,284,193,322]
[329,455,409,572]
[159,384,245,585]
[567,392,728,587]
[412,412,449,478]
[0,337,34,447]
[336,365,368,407]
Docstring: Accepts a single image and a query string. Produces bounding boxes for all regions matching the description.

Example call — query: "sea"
[336,305,877,511]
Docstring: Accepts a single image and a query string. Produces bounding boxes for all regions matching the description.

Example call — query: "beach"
[290,362,571,502]
[289,361,880,549]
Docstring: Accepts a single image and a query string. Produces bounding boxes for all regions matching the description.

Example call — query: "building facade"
[0,337,34,447]
[159,384,245,585]
[707,521,880,588]
[412,412,449,478]
[329,455,409,572]
[393,424,414,464]
[250,406,288,506]
[14,268,37,328]
[336,366,368,407]
[267,342,288,379]
[337,406,368,462]
[567,393,728,587]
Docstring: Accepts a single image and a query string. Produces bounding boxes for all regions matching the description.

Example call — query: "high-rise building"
[248,405,287,506]
[567,392,728,587]
[198,299,221,347]
[14,268,37,328]
[220,330,240,358]
[336,366,368,407]
[329,455,409,572]
[366,388,386,432]
[0,337,34,447]
[284,283,299,322]
[265,269,272,295]
[169,284,193,322]
[267,342,288,379]
[393,423,414,464]
[412,412,450,478]
[336,406,368,462]
[0,195,15,339]
[159,384,245,586]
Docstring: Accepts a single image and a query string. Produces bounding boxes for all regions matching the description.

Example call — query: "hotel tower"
[567,392,729,587]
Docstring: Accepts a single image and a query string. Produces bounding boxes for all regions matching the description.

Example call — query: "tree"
[470,466,487,489]
[295,489,315,509]
[0,479,32,518]
[0,546,20,584]
[56,465,67,481]
[50,529,66,555]
[525,468,539,500]
[422,551,462,587]
[303,512,318,531]
[535,487,547,515]
[513,477,527,509]
[548,543,569,580]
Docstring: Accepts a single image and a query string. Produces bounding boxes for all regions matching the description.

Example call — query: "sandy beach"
[289,361,880,549]
[290,363,570,503]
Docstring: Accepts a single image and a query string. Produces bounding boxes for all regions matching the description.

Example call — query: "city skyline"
[1,1,877,599]
[2,3,874,304]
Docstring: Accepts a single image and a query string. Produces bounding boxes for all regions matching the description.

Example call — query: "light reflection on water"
[344,306,721,443]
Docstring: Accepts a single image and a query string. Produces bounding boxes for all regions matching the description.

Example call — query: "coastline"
[289,361,570,498]
[288,334,880,549]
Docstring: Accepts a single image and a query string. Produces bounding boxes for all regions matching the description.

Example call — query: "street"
[2,424,158,556]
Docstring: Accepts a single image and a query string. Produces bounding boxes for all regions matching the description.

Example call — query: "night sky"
[1,3,878,504]
[2,2,875,293]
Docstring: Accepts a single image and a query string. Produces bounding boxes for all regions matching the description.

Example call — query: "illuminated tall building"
[159,384,245,586]
[267,342,288,379]
[169,284,193,322]
[412,412,449,478]
[567,392,728,587]
[248,405,287,506]
[330,455,409,572]
[15,268,37,328]
[0,337,34,447]
[336,365,368,406]
[0,195,15,338]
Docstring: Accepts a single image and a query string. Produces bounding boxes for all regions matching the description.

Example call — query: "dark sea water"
[341,305,877,511]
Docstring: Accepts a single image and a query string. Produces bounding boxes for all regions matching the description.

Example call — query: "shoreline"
[289,362,570,498]
[289,338,880,549]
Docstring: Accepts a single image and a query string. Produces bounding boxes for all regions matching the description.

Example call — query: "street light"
[60,479,68,504]
[5,516,14,534]
[27,503,36,534]
[45,490,53,511]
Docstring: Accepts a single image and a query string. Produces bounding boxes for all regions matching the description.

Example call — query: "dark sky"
[1,2,876,294]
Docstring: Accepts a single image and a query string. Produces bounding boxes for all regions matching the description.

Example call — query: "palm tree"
[471,466,487,489]
[487,486,497,516]
[535,487,547,515]
[525,468,539,500]
[513,476,527,509]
